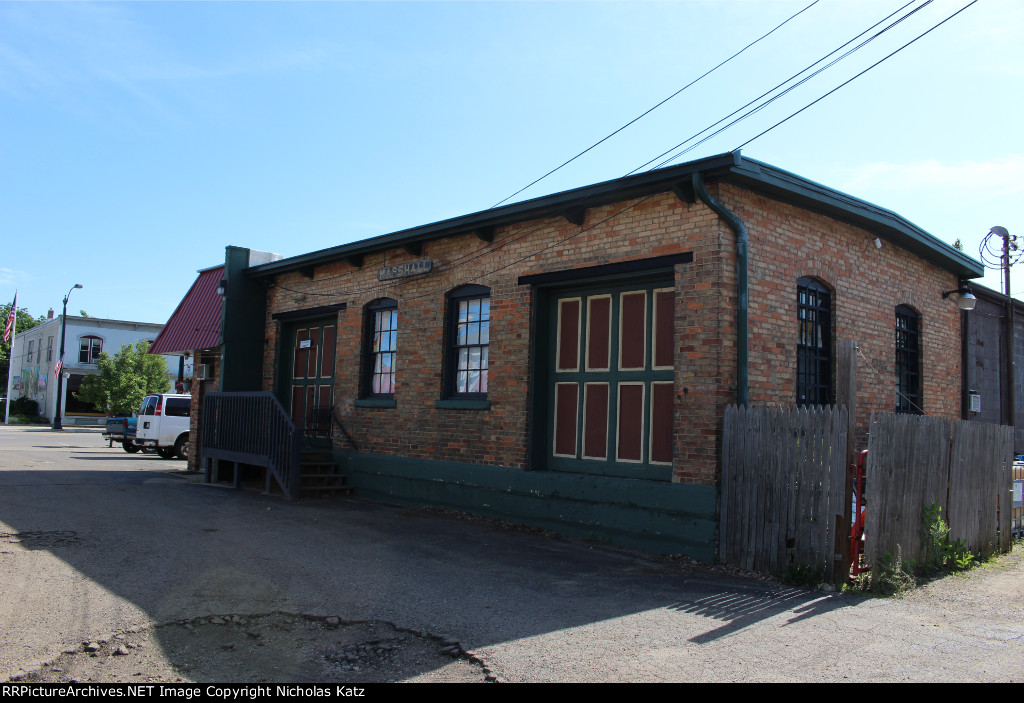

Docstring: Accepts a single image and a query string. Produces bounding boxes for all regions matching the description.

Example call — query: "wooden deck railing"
[201,391,301,499]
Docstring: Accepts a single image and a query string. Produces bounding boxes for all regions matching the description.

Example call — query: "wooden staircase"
[298,450,352,498]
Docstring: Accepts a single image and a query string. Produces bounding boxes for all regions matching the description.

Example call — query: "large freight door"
[546,279,674,480]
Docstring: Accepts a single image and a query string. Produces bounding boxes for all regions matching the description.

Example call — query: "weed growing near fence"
[856,546,916,596]
[919,502,976,575]
[846,504,983,596]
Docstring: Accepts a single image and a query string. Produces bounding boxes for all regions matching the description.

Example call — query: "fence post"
[834,340,857,585]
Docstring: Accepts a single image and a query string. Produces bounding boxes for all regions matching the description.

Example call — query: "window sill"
[435,399,491,410]
[354,398,396,409]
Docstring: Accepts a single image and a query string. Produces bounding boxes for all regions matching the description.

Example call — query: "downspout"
[692,171,749,406]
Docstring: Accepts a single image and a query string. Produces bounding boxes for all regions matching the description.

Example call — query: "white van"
[135,393,191,460]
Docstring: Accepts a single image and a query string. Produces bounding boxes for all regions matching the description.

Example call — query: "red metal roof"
[149,266,223,355]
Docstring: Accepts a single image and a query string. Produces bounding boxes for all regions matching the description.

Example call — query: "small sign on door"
[299,340,312,349]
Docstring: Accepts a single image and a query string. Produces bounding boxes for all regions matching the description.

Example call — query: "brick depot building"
[211,152,983,560]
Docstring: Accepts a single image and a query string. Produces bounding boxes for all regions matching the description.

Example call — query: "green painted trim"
[435,399,491,410]
[247,153,741,279]
[221,246,268,392]
[332,451,719,561]
[245,151,981,282]
[354,398,397,408]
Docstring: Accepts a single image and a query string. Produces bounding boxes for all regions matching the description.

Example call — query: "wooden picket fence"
[720,404,848,576]
[721,405,1015,582]
[864,413,1015,565]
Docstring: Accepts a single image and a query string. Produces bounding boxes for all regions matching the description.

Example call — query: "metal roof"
[148,266,223,355]
[246,152,983,280]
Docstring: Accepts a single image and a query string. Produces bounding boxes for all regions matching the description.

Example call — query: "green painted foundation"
[334,451,719,561]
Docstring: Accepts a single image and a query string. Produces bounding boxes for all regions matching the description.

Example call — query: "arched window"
[363,299,397,398]
[796,277,832,406]
[895,305,921,414]
[446,285,490,398]
[79,335,103,364]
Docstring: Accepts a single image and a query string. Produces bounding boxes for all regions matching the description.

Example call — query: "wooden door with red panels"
[288,319,336,436]
[546,279,674,480]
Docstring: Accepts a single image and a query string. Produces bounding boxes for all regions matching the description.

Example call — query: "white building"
[8,314,178,425]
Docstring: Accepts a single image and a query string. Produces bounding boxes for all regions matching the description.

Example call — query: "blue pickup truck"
[102,416,140,453]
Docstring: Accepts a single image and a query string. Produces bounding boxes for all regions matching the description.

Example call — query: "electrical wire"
[273,0,981,307]
[733,0,980,152]
[271,0,918,295]
[857,345,927,416]
[979,228,1021,271]
[488,0,821,209]
[633,0,932,174]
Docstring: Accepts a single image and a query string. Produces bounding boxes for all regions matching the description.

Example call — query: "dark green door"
[546,279,674,480]
[284,318,336,435]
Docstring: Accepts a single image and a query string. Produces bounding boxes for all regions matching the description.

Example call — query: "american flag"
[3,292,15,343]
[54,356,63,377]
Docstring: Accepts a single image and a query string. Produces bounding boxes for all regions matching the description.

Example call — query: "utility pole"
[981,227,1018,432]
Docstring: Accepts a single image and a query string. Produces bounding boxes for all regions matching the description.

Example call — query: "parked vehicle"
[102,416,140,453]
[134,393,191,460]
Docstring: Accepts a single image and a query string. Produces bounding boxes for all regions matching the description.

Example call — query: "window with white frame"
[79,336,103,364]
[446,285,490,398]
[363,299,397,398]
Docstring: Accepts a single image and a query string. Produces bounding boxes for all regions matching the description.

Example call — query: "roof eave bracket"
[672,181,696,204]
[563,206,586,227]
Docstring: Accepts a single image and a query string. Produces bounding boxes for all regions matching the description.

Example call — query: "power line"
[276,1,919,295]
[632,0,931,174]
[488,0,821,209]
[273,0,981,307]
[734,0,980,152]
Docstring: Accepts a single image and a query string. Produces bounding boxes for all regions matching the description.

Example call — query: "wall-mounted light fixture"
[874,237,882,249]
[942,284,976,310]
[216,279,228,296]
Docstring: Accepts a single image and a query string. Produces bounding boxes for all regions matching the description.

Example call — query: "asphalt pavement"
[1,424,1021,682]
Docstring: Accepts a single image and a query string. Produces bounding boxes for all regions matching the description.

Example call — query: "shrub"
[10,396,39,417]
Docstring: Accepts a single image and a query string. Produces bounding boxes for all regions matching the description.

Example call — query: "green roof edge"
[246,151,983,280]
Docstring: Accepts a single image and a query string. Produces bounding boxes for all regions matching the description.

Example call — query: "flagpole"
[4,290,17,425]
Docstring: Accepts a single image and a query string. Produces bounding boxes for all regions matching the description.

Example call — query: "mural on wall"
[20,366,40,402]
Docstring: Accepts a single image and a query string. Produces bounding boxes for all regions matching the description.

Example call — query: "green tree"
[1,303,46,391]
[76,341,171,416]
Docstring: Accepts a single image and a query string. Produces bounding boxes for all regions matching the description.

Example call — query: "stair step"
[306,485,353,494]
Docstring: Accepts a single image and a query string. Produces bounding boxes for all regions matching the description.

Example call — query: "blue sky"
[1,0,1021,324]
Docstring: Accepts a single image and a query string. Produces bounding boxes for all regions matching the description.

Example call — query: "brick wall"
[260,182,963,487]
[186,349,220,472]
[721,183,962,445]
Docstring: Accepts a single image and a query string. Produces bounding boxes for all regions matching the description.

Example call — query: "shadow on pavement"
[0,460,857,681]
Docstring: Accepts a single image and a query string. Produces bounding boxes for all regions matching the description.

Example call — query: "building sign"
[378,258,433,281]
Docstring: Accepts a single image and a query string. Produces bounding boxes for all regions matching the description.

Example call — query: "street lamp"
[51,284,83,431]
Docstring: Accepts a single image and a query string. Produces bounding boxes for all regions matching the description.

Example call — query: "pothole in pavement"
[9,613,497,683]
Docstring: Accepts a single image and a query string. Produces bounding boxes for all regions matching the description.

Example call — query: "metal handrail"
[201,391,301,499]
[329,406,359,453]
